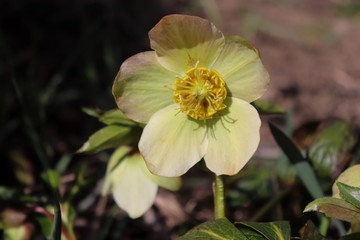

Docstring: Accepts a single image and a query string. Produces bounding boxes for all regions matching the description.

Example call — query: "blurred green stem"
[319,216,329,236]
[213,174,225,219]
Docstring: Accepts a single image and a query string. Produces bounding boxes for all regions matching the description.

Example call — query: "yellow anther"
[173,67,227,120]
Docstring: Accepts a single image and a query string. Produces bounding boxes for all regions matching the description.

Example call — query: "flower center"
[173,67,227,120]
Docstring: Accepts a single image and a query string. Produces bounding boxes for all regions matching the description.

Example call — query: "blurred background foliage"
[1,0,360,239]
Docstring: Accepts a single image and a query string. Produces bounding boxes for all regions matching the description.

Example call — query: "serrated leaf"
[77,125,131,154]
[99,109,137,126]
[309,120,357,178]
[236,221,290,240]
[299,220,326,240]
[252,100,285,115]
[179,218,249,240]
[269,123,324,199]
[336,181,360,209]
[304,197,360,224]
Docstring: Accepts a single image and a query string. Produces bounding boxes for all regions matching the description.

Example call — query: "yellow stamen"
[173,67,227,120]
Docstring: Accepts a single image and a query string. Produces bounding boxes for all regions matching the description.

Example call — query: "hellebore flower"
[102,146,181,218]
[113,14,270,177]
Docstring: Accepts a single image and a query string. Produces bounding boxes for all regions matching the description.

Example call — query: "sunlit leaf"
[333,165,360,198]
[336,181,360,209]
[81,107,101,118]
[77,125,131,154]
[252,100,285,115]
[299,220,326,240]
[3,224,33,240]
[179,218,248,240]
[309,120,357,178]
[304,197,360,224]
[236,221,290,240]
[99,109,137,126]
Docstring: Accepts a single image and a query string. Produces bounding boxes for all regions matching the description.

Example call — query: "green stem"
[213,174,225,219]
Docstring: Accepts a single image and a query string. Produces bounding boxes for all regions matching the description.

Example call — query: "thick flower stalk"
[102,146,181,218]
[113,14,270,177]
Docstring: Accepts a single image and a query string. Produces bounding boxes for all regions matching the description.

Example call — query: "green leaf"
[41,169,61,190]
[269,123,304,164]
[252,100,285,115]
[304,197,360,224]
[99,109,137,126]
[55,153,72,174]
[236,221,290,240]
[309,120,357,178]
[179,218,249,240]
[332,165,360,198]
[77,125,131,154]
[50,199,62,240]
[294,162,324,199]
[237,227,266,239]
[35,215,53,237]
[299,220,326,240]
[336,181,360,209]
[3,225,31,240]
[269,123,324,199]
[81,107,101,118]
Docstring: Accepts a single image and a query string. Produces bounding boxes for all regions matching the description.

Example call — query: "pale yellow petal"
[102,146,132,196]
[112,154,158,219]
[149,14,225,74]
[212,35,270,103]
[139,157,182,191]
[112,51,176,123]
[139,104,208,177]
[204,97,261,175]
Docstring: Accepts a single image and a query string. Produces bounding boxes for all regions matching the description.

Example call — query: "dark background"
[1,0,360,239]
